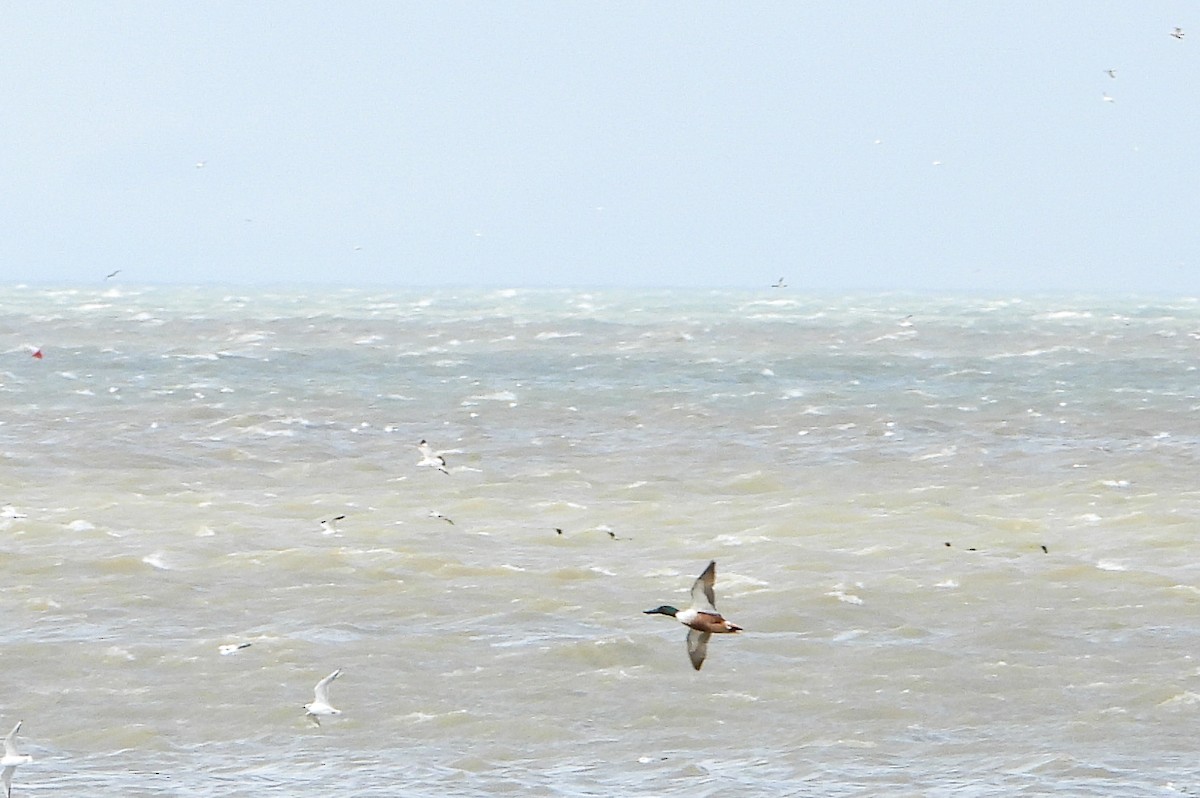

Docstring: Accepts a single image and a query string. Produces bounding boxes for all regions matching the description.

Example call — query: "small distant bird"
[195,160,207,169]
[1105,68,1117,78]
[417,440,450,475]
[428,510,454,525]
[1102,92,1115,103]
[319,515,346,536]
[554,527,623,540]
[218,642,252,656]
[105,269,121,280]
[304,669,342,726]
[1,721,32,798]
[0,506,27,520]
[771,277,787,288]
[644,561,742,671]
[1171,26,1184,39]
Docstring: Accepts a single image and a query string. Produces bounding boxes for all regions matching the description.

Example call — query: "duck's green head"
[643,605,679,617]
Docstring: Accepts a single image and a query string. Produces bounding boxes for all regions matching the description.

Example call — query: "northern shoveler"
[644,560,742,670]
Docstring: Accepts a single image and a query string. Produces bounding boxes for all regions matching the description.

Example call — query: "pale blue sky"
[2,3,1197,292]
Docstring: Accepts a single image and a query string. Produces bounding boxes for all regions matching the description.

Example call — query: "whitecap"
[832,628,869,643]
[142,553,172,570]
[1159,691,1200,707]
[402,712,439,723]
[911,446,957,461]
[472,391,518,403]
[244,426,295,438]
[988,345,1091,360]
[713,534,770,547]
[1038,310,1093,320]
[714,691,760,703]
[827,589,865,605]
[866,330,917,343]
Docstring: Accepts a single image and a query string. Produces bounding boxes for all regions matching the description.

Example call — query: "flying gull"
[417,440,450,475]
[1,721,31,798]
[304,669,342,726]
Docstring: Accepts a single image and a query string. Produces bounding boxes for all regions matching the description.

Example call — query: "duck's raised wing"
[690,560,717,611]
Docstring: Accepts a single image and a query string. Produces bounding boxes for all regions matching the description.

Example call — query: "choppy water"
[2,285,1200,796]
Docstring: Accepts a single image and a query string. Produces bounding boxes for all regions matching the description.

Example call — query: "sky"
[2,3,1198,293]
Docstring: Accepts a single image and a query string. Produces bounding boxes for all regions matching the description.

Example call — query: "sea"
[1,285,1199,796]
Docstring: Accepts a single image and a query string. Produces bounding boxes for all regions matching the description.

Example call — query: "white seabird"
[1,721,32,798]
[304,669,342,726]
[417,440,450,475]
